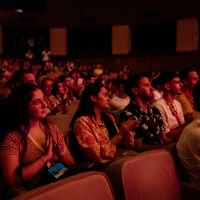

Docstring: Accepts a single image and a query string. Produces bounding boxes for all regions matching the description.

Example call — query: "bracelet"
[40,156,46,164]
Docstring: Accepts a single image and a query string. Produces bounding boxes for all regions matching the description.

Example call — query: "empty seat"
[12,171,115,200]
[47,114,72,137]
[106,149,183,200]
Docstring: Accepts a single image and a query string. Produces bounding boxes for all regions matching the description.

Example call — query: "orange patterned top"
[74,114,135,164]
[0,123,65,189]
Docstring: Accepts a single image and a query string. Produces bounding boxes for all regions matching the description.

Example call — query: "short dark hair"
[179,67,196,83]
[193,81,200,111]
[116,78,126,90]
[124,72,148,98]
[151,77,160,89]
[159,71,179,90]
[60,75,71,82]
[12,69,33,86]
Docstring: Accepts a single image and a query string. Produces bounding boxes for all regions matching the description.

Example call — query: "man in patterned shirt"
[119,73,171,152]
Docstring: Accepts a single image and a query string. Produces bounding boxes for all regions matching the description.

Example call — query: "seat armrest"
[181,181,200,200]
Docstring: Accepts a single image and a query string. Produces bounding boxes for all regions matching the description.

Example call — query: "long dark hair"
[0,83,49,145]
[70,82,103,130]
[52,81,62,98]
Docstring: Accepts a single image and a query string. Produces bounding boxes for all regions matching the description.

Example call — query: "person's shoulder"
[105,113,115,122]
[176,92,186,100]
[6,129,23,142]
[173,99,183,109]
[153,97,164,106]
[74,115,92,125]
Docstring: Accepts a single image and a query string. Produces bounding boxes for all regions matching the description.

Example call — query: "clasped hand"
[119,116,142,139]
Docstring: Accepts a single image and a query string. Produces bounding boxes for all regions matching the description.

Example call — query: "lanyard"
[163,97,182,126]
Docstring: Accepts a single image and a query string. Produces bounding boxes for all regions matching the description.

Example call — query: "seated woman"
[52,81,72,107]
[71,82,141,169]
[37,76,68,115]
[0,83,74,190]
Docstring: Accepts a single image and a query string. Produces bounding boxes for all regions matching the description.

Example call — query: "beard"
[139,92,154,101]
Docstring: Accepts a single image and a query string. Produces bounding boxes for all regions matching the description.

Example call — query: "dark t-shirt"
[119,100,165,145]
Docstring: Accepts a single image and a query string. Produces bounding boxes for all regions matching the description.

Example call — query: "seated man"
[153,71,194,141]
[176,81,200,185]
[61,75,81,100]
[176,67,199,116]
[119,73,171,152]
[108,78,130,126]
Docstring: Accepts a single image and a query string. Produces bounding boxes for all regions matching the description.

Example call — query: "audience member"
[176,67,199,116]
[119,73,171,152]
[27,36,35,52]
[81,65,88,80]
[71,83,141,169]
[0,83,74,190]
[52,81,71,107]
[93,63,103,78]
[151,77,163,103]
[153,71,194,141]
[61,75,81,100]
[37,76,67,115]
[42,48,51,62]
[76,71,86,89]
[176,81,200,185]
[108,78,130,126]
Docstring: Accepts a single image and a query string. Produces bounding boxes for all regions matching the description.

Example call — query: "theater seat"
[47,114,72,137]
[163,143,200,200]
[71,100,80,106]
[106,149,183,200]
[67,105,78,117]
[12,171,115,200]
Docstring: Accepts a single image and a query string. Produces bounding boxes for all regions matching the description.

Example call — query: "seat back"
[163,142,188,182]
[66,130,84,162]
[47,114,72,137]
[71,100,81,106]
[106,149,182,200]
[12,172,115,200]
[67,105,78,117]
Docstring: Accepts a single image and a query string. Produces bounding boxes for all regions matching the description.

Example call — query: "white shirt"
[153,89,163,100]
[153,97,185,133]
[176,111,200,185]
[108,96,130,124]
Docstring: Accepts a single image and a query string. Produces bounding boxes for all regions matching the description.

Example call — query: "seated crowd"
[0,58,200,194]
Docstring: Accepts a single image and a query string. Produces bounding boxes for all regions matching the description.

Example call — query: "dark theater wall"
[0,0,199,28]
[0,0,200,73]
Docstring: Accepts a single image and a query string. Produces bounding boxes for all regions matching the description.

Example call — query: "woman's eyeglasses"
[30,100,46,108]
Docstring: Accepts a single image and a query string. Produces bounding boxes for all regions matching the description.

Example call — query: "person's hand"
[53,104,67,114]
[185,112,195,124]
[119,116,141,139]
[62,105,68,113]
[43,137,53,162]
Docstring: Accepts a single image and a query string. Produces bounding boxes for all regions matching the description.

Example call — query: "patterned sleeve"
[0,132,20,157]
[49,123,65,156]
[74,117,116,164]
